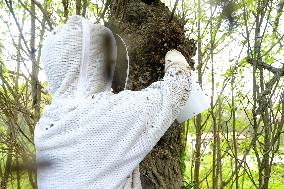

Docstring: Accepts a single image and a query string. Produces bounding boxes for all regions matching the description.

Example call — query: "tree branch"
[246,58,283,76]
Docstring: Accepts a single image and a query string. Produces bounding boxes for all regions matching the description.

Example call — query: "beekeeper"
[34,15,195,189]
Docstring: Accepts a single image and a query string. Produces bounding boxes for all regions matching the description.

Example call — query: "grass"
[183,154,284,189]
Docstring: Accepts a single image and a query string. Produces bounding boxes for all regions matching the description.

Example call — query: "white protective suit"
[34,15,192,189]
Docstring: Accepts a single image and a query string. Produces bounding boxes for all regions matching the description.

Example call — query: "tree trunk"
[108,0,196,188]
[194,0,202,187]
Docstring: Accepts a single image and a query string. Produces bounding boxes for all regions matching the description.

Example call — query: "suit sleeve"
[136,63,192,149]
[114,62,192,180]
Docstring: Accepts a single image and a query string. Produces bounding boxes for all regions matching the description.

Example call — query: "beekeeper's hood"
[41,15,117,99]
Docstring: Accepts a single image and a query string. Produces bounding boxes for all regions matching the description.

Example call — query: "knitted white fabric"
[34,15,192,189]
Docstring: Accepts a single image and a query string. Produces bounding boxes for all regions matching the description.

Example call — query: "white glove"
[165,49,190,72]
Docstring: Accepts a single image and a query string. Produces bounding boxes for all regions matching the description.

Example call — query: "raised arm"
[135,49,192,147]
[104,50,193,186]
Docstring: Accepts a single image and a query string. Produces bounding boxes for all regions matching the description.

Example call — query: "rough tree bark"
[108,0,196,188]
